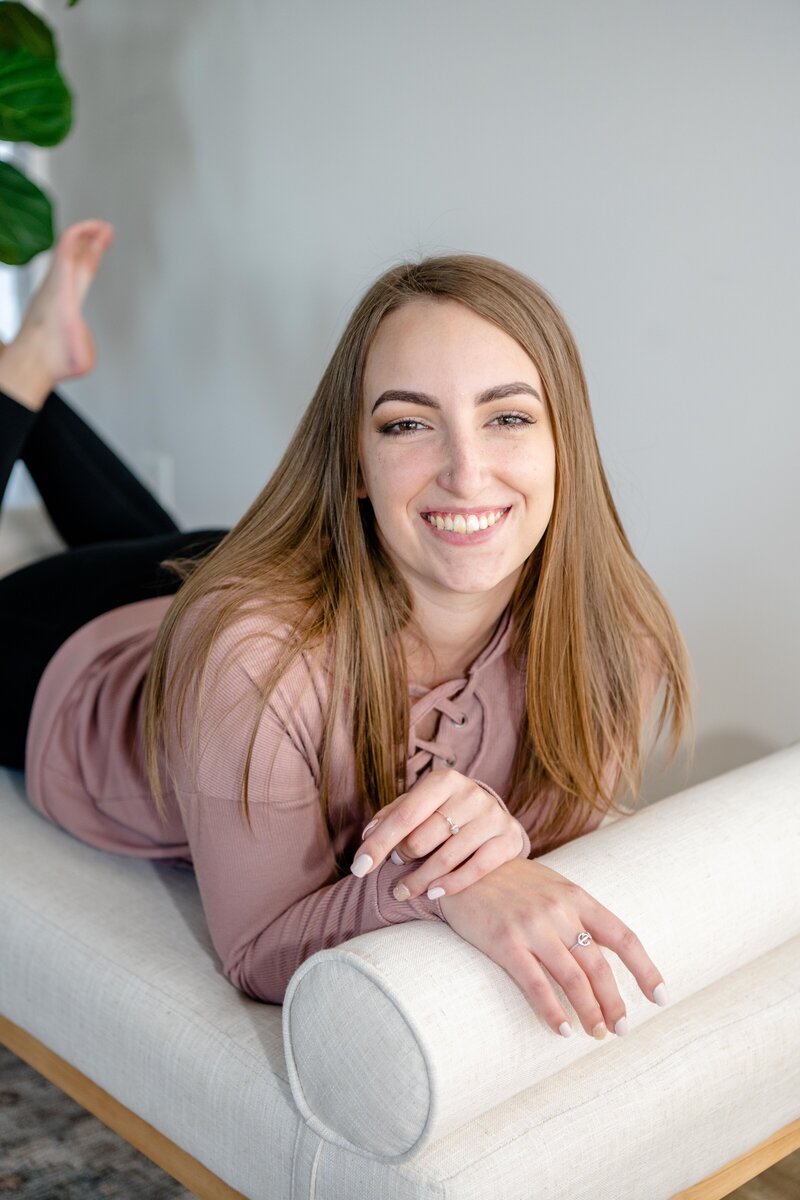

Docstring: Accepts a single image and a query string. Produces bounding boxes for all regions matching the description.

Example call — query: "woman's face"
[358,297,556,604]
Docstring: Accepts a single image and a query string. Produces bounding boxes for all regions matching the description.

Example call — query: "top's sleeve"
[165,608,445,1005]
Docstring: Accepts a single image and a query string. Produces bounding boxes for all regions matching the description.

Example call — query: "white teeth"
[424,508,508,533]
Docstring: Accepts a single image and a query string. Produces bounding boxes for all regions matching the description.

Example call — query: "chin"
[432,573,508,596]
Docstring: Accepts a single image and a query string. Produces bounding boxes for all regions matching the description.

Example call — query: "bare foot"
[15,219,115,385]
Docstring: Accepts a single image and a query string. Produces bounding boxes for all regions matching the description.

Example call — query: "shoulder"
[167,585,330,721]
[162,586,333,797]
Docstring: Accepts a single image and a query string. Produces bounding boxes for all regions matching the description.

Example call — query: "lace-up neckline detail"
[405,604,514,782]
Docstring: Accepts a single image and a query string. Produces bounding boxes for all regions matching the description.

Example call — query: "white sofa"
[1,503,799,1200]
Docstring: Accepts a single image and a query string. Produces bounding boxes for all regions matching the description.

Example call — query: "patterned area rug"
[0,1044,193,1198]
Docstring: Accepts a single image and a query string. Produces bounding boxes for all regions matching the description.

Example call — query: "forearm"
[221,855,444,1003]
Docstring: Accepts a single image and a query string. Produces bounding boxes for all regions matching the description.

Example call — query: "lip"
[419,506,511,545]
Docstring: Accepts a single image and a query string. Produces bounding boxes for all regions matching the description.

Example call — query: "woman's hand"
[437,857,669,1039]
[350,768,530,899]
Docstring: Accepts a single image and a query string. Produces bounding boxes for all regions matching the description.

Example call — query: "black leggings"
[0,387,228,770]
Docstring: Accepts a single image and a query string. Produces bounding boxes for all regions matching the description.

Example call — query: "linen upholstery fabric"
[1,762,799,1199]
[282,743,800,1159]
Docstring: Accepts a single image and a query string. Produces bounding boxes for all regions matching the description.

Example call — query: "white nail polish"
[559,1022,573,1037]
[653,982,670,1007]
[361,818,379,840]
[614,1017,628,1037]
[351,854,373,877]
[427,886,445,900]
[390,849,405,865]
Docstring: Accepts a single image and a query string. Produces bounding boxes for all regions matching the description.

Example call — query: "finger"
[399,776,506,861]
[359,789,416,846]
[578,898,668,1009]
[354,771,472,873]
[495,940,577,1039]
[541,939,623,1039]
[367,811,448,859]
[397,824,523,900]
[390,819,490,896]
[353,785,442,875]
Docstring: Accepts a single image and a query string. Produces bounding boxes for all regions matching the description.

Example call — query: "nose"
[436,430,488,496]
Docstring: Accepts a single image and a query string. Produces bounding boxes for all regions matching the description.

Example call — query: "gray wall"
[20,0,800,795]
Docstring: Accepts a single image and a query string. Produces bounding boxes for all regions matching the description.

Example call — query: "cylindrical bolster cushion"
[282,743,800,1162]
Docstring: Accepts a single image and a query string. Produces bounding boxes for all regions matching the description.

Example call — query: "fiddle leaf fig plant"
[0,0,80,265]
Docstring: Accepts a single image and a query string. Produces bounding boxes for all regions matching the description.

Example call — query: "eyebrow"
[370,381,542,415]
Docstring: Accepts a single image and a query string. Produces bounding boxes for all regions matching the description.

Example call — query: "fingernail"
[361,818,379,840]
[559,1022,573,1038]
[427,886,445,900]
[653,982,670,1007]
[393,883,410,900]
[390,849,406,864]
[592,1022,607,1040]
[351,854,373,877]
[614,1017,628,1037]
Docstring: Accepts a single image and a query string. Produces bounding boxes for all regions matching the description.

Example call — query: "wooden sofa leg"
[670,1115,800,1199]
[0,1013,247,1200]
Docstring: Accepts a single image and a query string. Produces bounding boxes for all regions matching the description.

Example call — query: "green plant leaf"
[0,46,72,144]
[66,0,81,7]
[0,2,56,60]
[0,159,53,265]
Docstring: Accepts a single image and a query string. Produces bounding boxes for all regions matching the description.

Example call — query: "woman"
[0,220,691,1041]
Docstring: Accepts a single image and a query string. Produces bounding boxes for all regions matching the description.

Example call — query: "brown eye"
[491,411,535,429]
[378,419,428,436]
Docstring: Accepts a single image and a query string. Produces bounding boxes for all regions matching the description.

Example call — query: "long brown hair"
[142,253,692,858]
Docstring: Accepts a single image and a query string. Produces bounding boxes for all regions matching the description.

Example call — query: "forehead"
[363,298,541,394]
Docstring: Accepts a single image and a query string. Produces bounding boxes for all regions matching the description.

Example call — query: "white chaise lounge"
[1,503,798,1200]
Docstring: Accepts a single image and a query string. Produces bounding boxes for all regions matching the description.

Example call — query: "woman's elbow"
[222,942,288,1005]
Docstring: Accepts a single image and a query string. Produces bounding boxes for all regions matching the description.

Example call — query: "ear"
[356,463,368,500]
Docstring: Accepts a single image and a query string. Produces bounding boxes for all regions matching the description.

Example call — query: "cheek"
[370,450,427,503]
[537,467,556,519]
[536,450,557,494]
[514,453,555,541]
[539,460,557,523]
[505,441,555,489]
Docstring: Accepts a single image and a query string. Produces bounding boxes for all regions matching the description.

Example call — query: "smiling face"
[357,297,557,608]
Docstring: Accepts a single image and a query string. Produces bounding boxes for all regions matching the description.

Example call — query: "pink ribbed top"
[24,593,561,1002]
